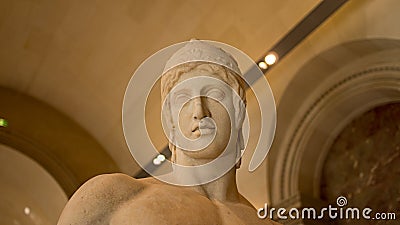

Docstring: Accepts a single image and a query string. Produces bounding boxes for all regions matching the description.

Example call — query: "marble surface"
[321,103,400,225]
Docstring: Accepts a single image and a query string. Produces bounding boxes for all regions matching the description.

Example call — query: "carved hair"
[161,62,247,105]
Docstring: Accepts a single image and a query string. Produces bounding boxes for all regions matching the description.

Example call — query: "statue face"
[167,69,237,159]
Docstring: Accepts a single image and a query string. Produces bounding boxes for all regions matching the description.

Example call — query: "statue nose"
[193,97,210,120]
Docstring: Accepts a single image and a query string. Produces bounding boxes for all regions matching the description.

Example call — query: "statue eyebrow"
[171,88,191,97]
[201,82,226,92]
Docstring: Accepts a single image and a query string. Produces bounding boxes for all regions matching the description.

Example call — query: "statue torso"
[108,175,278,225]
[58,173,279,225]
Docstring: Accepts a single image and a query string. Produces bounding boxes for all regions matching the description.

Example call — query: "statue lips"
[192,119,215,137]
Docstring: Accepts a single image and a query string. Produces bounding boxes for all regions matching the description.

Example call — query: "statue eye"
[206,88,225,101]
[173,93,191,105]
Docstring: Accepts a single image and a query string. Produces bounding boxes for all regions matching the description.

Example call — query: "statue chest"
[109,185,250,225]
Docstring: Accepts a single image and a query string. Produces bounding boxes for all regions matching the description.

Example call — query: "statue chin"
[179,147,226,162]
[176,137,233,162]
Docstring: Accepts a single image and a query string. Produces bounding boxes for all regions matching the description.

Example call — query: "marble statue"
[57,40,281,225]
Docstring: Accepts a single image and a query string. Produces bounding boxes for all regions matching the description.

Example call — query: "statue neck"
[191,167,240,202]
[174,149,240,202]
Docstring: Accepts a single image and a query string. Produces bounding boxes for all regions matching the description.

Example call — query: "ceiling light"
[24,207,30,215]
[152,158,161,165]
[264,52,278,65]
[157,154,166,162]
[258,61,268,70]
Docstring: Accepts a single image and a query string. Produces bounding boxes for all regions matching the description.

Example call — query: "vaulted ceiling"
[0,0,320,174]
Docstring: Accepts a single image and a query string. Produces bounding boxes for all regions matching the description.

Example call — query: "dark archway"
[268,38,400,224]
[0,87,120,197]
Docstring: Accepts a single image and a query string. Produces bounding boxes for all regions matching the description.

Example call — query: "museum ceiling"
[0,0,321,174]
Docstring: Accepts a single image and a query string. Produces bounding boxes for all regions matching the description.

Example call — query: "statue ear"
[234,94,245,169]
[169,137,176,163]
[162,98,173,129]
[238,128,244,150]
[235,128,244,169]
[162,97,177,162]
[233,95,245,130]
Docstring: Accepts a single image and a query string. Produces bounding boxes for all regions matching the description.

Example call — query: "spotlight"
[258,61,268,70]
[264,52,278,65]
[153,154,166,165]
[152,158,161,165]
[24,207,30,215]
[157,154,166,162]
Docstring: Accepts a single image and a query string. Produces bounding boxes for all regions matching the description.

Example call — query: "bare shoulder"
[57,173,146,225]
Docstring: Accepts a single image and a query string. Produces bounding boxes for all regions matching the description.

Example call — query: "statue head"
[161,40,247,168]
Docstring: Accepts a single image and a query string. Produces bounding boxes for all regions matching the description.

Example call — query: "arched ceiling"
[0,144,67,225]
[0,0,320,175]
